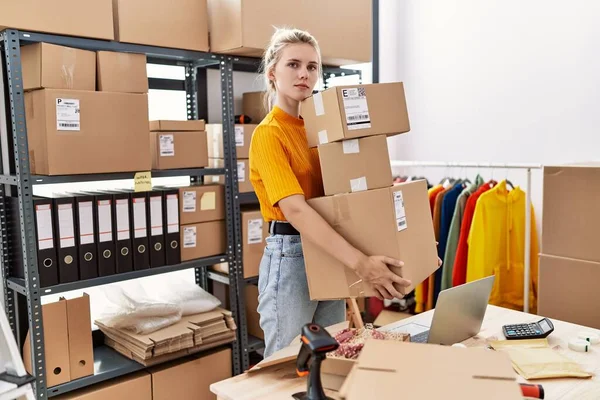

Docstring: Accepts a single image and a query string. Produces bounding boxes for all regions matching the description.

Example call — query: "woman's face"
[270,43,320,104]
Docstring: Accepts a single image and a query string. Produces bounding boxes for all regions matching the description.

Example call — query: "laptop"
[379,276,495,345]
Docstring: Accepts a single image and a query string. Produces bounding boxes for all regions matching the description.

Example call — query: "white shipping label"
[58,203,75,248]
[150,196,163,236]
[56,98,80,131]
[235,126,245,147]
[166,194,179,233]
[35,204,54,250]
[133,198,147,238]
[116,199,130,241]
[350,177,368,192]
[238,162,245,182]
[78,201,94,245]
[211,176,220,184]
[313,92,325,116]
[341,87,371,130]
[183,226,196,248]
[343,139,360,154]
[213,133,220,158]
[393,191,407,231]
[159,134,175,157]
[247,219,263,245]
[183,191,196,212]
[97,200,113,242]
[318,130,329,145]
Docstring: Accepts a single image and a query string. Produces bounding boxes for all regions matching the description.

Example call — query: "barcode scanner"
[292,323,339,400]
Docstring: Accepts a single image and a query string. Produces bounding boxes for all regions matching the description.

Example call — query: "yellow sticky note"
[200,192,216,210]
[134,171,152,192]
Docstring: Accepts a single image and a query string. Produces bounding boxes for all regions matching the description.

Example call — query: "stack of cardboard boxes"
[539,164,600,329]
[23,42,151,175]
[299,82,440,300]
[150,120,208,170]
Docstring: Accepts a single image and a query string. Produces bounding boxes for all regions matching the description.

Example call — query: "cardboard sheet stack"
[95,308,236,366]
[299,83,441,300]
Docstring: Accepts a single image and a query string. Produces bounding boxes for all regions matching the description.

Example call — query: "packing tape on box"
[346,269,367,298]
[318,130,329,145]
[332,195,351,229]
[350,177,367,193]
[61,47,77,89]
[578,332,600,345]
[568,338,591,352]
[313,92,325,116]
[343,139,360,154]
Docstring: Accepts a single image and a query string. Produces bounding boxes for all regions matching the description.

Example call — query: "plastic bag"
[153,276,221,316]
[97,283,182,334]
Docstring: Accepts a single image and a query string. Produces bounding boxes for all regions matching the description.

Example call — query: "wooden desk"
[211,305,600,400]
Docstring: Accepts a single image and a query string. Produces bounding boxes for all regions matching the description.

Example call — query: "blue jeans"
[257,234,346,358]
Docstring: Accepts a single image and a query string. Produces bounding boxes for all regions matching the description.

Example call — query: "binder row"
[8,188,181,288]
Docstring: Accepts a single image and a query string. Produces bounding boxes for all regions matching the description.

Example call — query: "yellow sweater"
[466,180,538,312]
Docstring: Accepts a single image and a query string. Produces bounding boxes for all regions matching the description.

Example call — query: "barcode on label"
[347,114,369,121]
[58,123,80,128]
[397,218,407,230]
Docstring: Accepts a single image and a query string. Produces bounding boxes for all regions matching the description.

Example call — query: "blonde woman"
[249,28,411,357]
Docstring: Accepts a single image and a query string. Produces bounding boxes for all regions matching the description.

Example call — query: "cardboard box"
[97,51,148,93]
[181,220,226,261]
[318,135,392,196]
[113,0,209,51]
[542,164,600,262]
[150,120,206,132]
[207,0,371,66]
[539,254,600,329]
[301,83,411,148]
[25,89,151,175]
[245,285,263,340]
[242,92,268,124]
[303,180,438,300]
[66,294,94,380]
[373,310,412,327]
[0,1,114,40]
[241,208,268,278]
[207,123,257,159]
[149,348,232,400]
[150,131,209,170]
[52,371,152,400]
[340,340,521,399]
[206,158,253,193]
[23,299,71,387]
[22,43,96,91]
[179,184,225,225]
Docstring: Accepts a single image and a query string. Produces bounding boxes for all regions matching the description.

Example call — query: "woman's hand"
[352,254,412,300]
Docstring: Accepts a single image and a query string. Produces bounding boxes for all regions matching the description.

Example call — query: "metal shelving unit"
[0,29,246,398]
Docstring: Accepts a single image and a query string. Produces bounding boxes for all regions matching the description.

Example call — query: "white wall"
[382,0,600,235]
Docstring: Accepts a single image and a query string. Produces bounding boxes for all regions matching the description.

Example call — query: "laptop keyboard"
[411,330,430,343]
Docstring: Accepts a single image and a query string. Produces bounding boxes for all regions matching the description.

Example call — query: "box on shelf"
[207,0,371,66]
[25,89,151,175]
[207,123,257,159]
[66,294,94,380]
[301,83,411,148]
[113,0,209,51]
[242,92,268,124]
[318,135,393,196]
[180,220,226,261]
[538,254,600,329]
[178,184,225,225]
[542,164,600,262]
[241,208,268,278]
[52,371,152,400]
[302,179,438,300]
[211,262,229,275]
[149,348,232,400]
[245,285,264,340]
[0,1,114,40]
[22,43,96,91]
[206,158,253,193]
[97,51,148,93]
[150,120,208,170]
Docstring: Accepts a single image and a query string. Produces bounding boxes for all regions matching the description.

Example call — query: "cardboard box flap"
[342,340,521,400]
[249,321,349,372]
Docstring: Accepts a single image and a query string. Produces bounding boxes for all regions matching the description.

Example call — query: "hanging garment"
[441,175,484,290]
[415,184,443,313]
[426,185,452,310]
[452,180,496,287]
[466,180,539,312]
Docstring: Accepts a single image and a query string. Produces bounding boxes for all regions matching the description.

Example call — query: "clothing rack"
[390,161,543,313]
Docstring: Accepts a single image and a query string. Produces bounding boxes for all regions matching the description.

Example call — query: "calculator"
[503,318,554,340]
